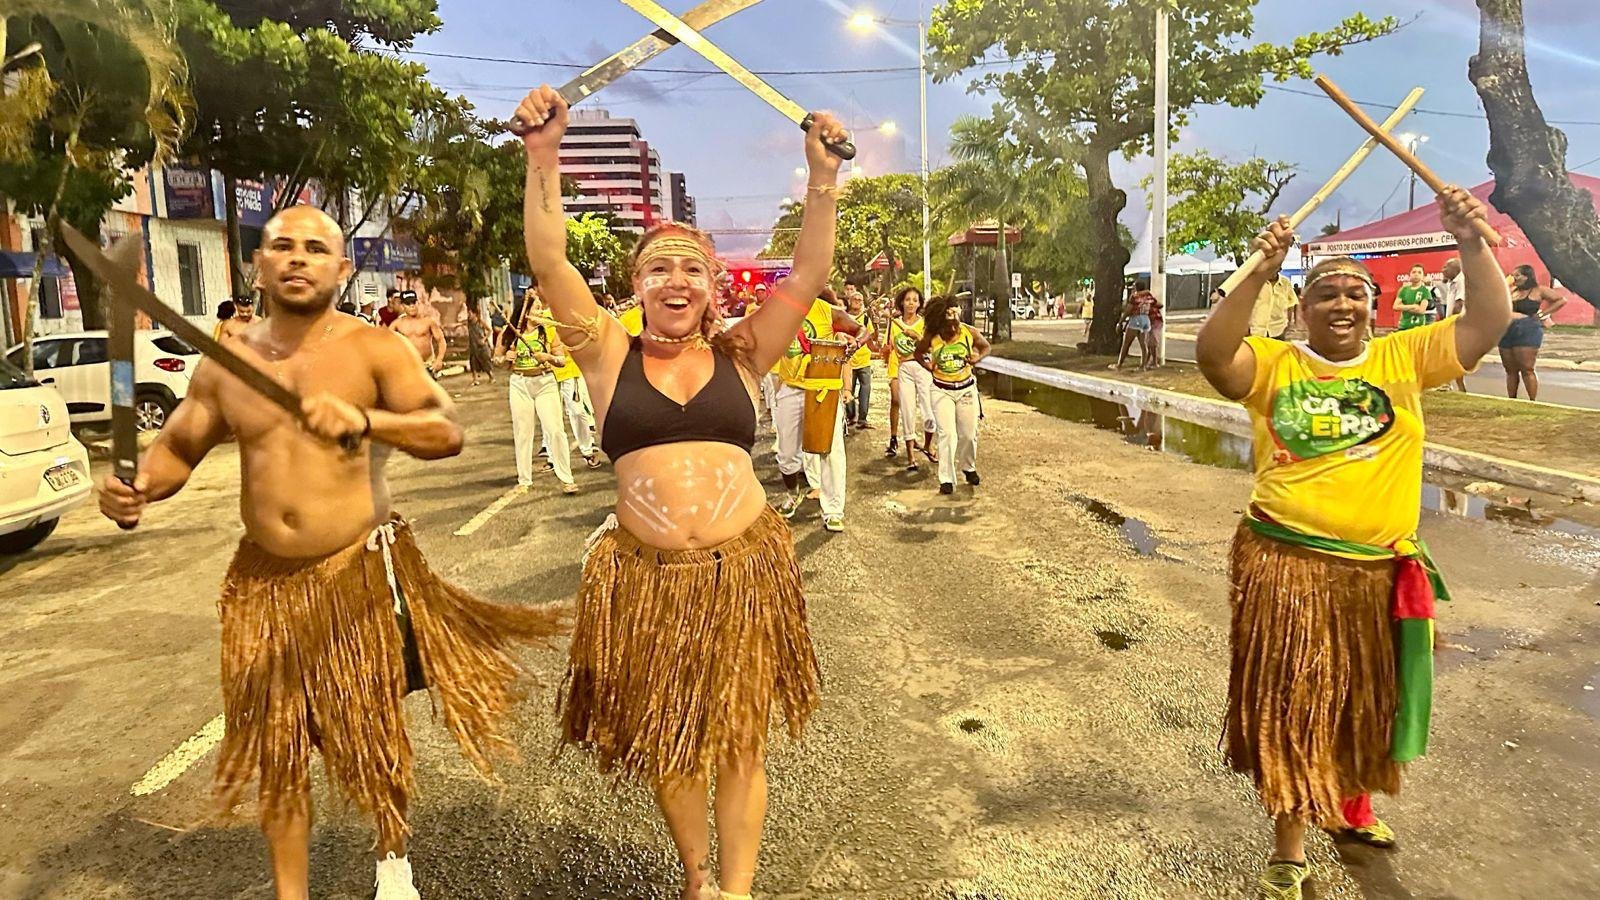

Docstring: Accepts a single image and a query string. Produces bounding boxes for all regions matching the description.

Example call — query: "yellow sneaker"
[1347,818,1397,849]
[1257,860,1309,899]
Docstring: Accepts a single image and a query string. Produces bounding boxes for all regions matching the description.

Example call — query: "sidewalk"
[1161,319,1600,371]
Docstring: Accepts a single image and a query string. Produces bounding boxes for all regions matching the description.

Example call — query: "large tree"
[760,172,937,289]
[928,0,1394,352]
[0,0,190,344]
[1142,150,1296,264]
[174,0,443,294]
[1469,0,1599,318]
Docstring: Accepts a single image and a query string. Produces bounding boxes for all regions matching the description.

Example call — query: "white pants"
[510,372,572,486]
[932,381,980,485]
[774,383,846,517]
[896,363,936,440]
[558,376,597,457]
[760,372,780,422]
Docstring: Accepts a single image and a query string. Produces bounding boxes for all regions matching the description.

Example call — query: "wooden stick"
[1220,86,1427,294]
[1315,73,1502,246]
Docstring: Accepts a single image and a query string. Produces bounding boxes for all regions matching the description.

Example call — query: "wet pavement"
[1,370,1597,899]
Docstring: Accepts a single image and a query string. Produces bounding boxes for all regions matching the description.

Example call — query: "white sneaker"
[374,853,420,900]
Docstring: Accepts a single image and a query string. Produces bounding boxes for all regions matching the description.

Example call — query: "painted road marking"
[454,486,523,537]
[131,714,224,797]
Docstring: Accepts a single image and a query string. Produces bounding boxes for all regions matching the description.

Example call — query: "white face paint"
[619,459,753,533]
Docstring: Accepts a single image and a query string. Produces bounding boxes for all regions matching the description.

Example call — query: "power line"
[1261,83,1600,128]
[399,48,918,76]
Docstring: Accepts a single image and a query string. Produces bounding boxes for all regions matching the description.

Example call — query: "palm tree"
[937,116,1044,343]
[2,0,190,369]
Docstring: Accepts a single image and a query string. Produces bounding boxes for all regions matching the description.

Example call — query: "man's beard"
[264,283,338,316]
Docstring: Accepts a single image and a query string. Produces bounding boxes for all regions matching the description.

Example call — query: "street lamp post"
[850,7,933,302]
[1399,132,1429,210]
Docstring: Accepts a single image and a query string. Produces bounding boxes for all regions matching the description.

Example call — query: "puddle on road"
[1096,630,1139,651]
[1579,669,1600,722]
[1070,494,1162,556]
[981,371,1600,539]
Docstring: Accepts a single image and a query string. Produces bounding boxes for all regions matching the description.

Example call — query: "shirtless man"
[96,206,564,900]
[215,294,256,342]
[389,290,445,376]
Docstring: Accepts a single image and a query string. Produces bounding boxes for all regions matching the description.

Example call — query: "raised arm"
[96,359,231,527]
[729,114,848,372]
[1197,217,1290,400]
[516,85,629,376]
[1439,186,1512,367]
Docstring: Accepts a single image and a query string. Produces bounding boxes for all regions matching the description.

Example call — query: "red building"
[1304,174,1598,328]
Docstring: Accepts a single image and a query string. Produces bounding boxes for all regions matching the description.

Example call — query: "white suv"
[4,330,200,432]
[0,355,92,553]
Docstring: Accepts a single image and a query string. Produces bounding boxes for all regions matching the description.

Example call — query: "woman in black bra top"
[516,84,847,900]
[1498,264,1566,400]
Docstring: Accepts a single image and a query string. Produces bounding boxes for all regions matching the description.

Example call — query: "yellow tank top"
[510,324,555,375]
[777,299,841,390]
[551,335,581,382]
[929,323,977,384]
[889,316,924,362]
[618,306,644,337]
[848,311,874,368]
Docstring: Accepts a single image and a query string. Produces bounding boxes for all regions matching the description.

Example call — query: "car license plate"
[44,464,82,491]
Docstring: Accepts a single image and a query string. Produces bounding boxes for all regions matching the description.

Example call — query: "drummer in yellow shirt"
[772,287,861,531]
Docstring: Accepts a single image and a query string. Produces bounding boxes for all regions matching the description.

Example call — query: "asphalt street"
[2,373,1597,899]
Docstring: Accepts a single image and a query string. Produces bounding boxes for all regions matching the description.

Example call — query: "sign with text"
[163,167,214,219]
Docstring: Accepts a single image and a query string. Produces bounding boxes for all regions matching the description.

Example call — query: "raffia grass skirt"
[558,506,821,784]
[1223,521,1402,829]
[214,517,568,841]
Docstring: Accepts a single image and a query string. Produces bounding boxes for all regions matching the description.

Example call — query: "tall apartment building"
[668,172,697,225]
[561,109,694,231]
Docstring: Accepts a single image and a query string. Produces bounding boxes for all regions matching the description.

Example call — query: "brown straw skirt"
[1223,521,1401,829]
[214,517,568,841]
[558,506,821,784]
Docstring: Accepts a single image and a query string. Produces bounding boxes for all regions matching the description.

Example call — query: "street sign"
[1010,272,1022,289]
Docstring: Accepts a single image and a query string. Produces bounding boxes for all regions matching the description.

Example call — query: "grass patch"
[993,339,1600,478]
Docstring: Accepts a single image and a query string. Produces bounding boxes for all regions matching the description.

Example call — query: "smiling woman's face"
[1301,274,1371,361]
[634,253,713,339]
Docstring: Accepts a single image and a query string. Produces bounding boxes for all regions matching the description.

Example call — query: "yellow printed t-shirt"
[929,323,978,384]
[1243,318,1467,546]
[551,335,581,382]
[848,311,875,368]
[618,305,644,337]
[777,299,841,390]
[510,324,555,375]
[887,315,924,380]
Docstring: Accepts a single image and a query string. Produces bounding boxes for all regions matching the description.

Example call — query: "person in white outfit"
[771,287,861,531]
[503,301,579,494]
[885,287,936,472]
[914,295,991,495]
[551,331,603,468]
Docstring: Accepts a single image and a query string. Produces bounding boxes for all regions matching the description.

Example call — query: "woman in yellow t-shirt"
[913,295,990,495]
[885,287,934,470]
[1195,187,1511,900]
[842,287,881,431]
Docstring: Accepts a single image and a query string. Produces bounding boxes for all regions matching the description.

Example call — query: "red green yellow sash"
[1245,515,1449,763]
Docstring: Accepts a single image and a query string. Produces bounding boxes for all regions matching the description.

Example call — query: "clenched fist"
[300,392,368,446]
[1250,215,1296,274]
[514,84,569,154]
[99,472,148,529]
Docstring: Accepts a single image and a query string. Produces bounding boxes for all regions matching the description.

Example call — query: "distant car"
[4,329,200,432]
[1010,299,1038,320]
[0,356,92,553]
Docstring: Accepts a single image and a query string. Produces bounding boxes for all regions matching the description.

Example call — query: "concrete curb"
[981,356,1600,504]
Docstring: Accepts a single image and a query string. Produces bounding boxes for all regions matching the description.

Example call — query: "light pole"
[1153,5,1169,365]
[1398,132,1428,210]
[849,6,932,301]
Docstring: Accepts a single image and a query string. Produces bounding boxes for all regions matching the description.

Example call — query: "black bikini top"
[600,338,757,463]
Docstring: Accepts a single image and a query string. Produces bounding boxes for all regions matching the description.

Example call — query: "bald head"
[264,205,345,254]
[254,205,353,315]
